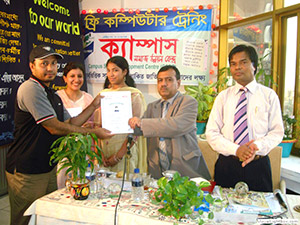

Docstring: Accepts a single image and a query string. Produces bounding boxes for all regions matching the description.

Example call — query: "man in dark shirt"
[5,45,113,225]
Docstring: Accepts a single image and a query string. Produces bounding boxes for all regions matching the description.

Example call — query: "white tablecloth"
[24,188,300,225]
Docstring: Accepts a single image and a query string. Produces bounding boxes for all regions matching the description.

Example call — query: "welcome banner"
[0,0,84,146]
[81,9,212,85]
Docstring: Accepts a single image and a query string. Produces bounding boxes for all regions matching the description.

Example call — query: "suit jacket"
[135,92,211,180]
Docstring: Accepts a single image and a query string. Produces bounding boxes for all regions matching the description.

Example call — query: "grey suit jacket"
[135,92,211,180]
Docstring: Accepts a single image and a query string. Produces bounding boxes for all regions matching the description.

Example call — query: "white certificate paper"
[101,91,133,134]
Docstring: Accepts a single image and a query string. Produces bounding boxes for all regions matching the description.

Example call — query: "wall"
[79,0,219,104]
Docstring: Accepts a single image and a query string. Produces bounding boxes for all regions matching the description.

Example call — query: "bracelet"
[114,154,122,163]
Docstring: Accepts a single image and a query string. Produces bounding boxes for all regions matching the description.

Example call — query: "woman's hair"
[63,62,85,77]
[106,56,136,87]
[103,76,111,89]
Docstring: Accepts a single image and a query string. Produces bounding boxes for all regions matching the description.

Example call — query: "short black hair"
[228,45,258,74]
[157,65,180,80]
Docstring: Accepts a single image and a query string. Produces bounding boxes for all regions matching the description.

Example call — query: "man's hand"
[236,140,257,161]
[248,141,258,152]
[236,140,259,167]
[241,153,256,167]
[241,141,259,167]
[93,128,114,139]
[129,117,141,128]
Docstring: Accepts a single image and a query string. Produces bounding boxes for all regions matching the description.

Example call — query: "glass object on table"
[65,173,72,192]
[95,167,109,199]
[235,181,249,197]
[142,173,151,190]
[211,197,227,212]
[107,183,121,198]
[148,177,158,189]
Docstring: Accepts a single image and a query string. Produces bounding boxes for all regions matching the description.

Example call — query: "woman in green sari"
[95,56,147,173]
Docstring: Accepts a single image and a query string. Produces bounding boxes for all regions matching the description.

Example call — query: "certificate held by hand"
[101,91,133,134]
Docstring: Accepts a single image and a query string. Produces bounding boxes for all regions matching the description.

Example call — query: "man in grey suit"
[129,65,211,180]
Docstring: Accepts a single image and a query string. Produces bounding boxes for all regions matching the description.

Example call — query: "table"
[24,188,300,225]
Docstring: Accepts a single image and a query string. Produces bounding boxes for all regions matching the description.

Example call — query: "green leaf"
[184,207,193,215]
[199,181,211,188]
[154,190,163,202]
[157,177,167,188]
[205,194,215,204]
[172,210,180,219]
[203,94,213,103]
[158,208,166,214]
[172,199,179,206]
[176,184,187,194]
[198,218,205,225]
[165,193,172,202]
[165,183,172,194]
[191,197,202,206]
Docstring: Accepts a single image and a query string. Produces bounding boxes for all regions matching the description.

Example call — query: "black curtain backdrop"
[0,0,85,145]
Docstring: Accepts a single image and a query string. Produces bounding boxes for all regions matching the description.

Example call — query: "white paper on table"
[101,91,133,134]
[264,193,282,213]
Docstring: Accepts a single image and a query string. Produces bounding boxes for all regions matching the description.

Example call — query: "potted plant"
[184,72,228,135]
[279,114,297,157]
[255,51,275,88]
[153,172,222,225]
[49,132,102,200]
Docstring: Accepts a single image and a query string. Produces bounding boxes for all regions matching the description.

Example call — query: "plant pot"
[196,121,207,135]
[70,181,90,200]
[278,139,297,158]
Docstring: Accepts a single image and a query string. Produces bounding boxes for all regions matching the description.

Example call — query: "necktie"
[159,101,170,172]
[233,87,249,145]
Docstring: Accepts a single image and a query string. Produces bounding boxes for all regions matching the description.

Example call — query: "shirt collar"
[160,91,179,105]
[234,79,257,95]
[30,75,55,94]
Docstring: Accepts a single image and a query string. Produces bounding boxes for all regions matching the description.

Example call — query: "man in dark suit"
[129,65,210,180]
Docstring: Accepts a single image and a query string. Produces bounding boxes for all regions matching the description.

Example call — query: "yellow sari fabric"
[95,87,147,173]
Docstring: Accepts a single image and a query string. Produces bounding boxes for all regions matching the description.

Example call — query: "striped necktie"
[159,101,170,172]
[233,87,249,145]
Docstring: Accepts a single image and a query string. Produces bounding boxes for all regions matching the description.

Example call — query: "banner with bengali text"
[81,9,212,85]
[0,0,84,146]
